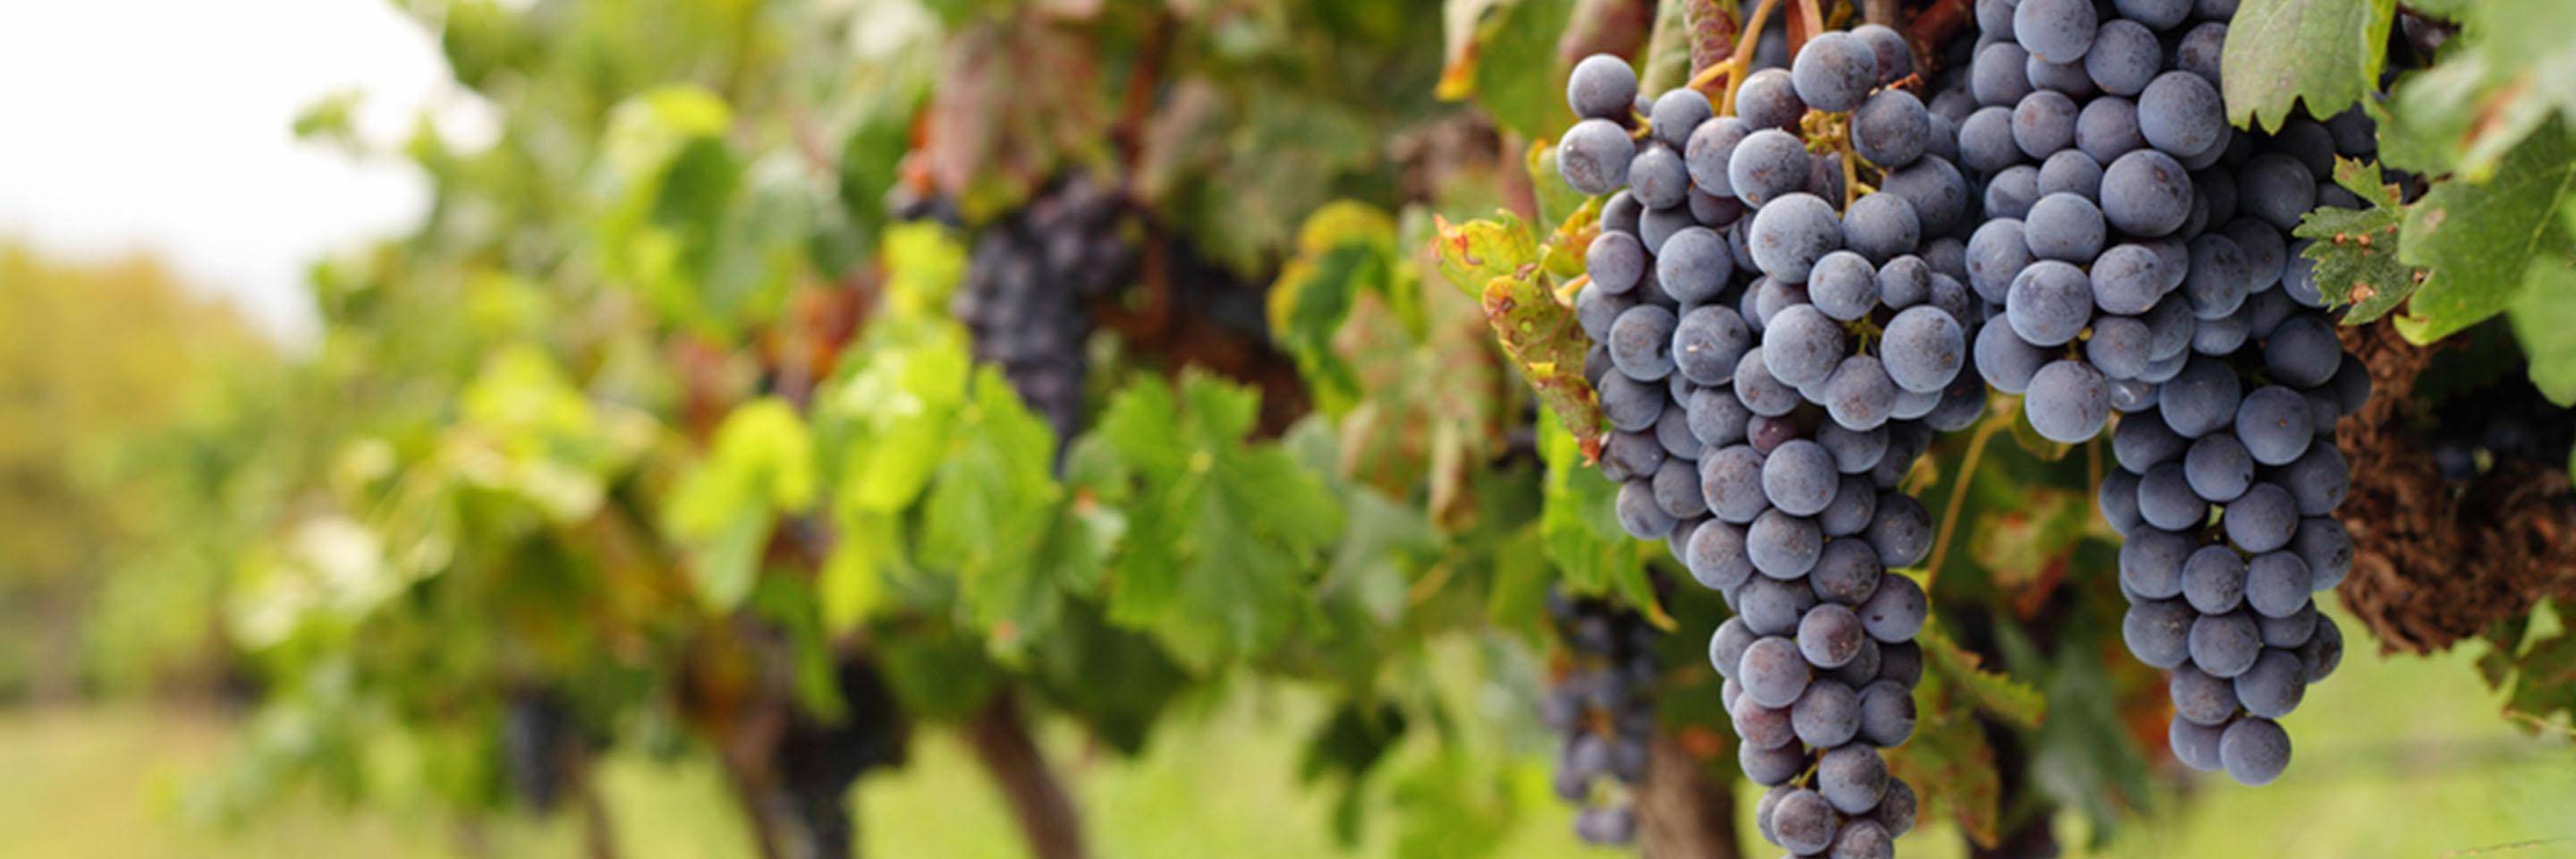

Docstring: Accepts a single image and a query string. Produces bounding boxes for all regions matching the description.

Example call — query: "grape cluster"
[1539,591,1660,845]
[502,689,574,813]
[1562,28,1970,855]
[775,656,911,855]
[951,174,1137,445]
[1958,0,2373,785]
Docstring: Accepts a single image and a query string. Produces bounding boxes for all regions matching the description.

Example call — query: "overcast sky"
[0,1,484,342]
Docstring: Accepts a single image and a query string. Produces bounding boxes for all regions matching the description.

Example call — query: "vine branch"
[1717,0,1784,116]
[1926,404,2009,590]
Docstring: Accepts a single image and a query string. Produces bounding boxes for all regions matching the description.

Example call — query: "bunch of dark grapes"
[774,656,911,856]
[1557,23,1977,854]
[1539,591,1660,846]
[1957,0,2374,785]
[502,689,575,813]
[950,174,1138,445]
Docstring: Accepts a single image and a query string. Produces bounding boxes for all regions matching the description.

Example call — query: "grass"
[2,610,2570,858]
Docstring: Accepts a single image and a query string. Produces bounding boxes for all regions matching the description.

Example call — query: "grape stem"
[1559,273,1593,307]
[1716,0,1784,116]
[1684,62,1732,95]
[1790,0,1826,50]
[2084,436,2104,529]
[1924,402,2009,590]
[1837,134,1862,209]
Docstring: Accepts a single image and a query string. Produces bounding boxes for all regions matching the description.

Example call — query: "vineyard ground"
[0,609,2565,859]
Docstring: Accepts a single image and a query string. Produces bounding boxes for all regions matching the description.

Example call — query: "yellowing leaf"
[1430,212,1542,298]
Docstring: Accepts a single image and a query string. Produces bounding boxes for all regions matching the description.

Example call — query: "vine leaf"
[1965,489,2087,593]
[919,18,1106,217]
[1888,687,2003,846]
[1919,617,2047,729]
[2294,158,2417,324]
[1298,702,1410,846]
[1636,0,1695,93]
[2395,121,2576,343]
[919,368,1066,654]
[2474,600,2576,730]
[1887,618,2045,848]
[2380,0,2576,177]
[2217,0,2396,132]
[1089,371,1345,669]
[1526,139,1592,235]
[1487,262,1605,459]
[665,398,818,611]
[1437,0,1579,141]
[1431,213,1606,455]
[2509,261,2576,406]
[1535,412,1671,627]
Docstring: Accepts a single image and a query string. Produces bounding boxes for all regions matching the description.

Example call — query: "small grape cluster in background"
[949,174,1137,446]
[1540,592,1662,846]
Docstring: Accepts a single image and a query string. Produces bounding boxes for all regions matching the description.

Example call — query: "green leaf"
[819,319,973,513]
[877,621,1002,722]
[1386,745,1519,859]
[1268,202,1411,414]
[665,398,818,610]
[2509,260,2576,405]
[1919,617,2047,729]
[2294,158,2418,323]
[1536,411,1642,594]
[2380,0,2576,177]
[1437,0,1578,140]
[1023,600,1189,756]
[2396,122,2576,343]
[1524,140,1591,236]
[877,221,970,320]
[1534,195,1601,283]
[1486,268,1603,458]
[2499,617,2576,727]
[919,368,1066,654]
[819,511,900,634]
[1966,489,2089,584]
[1889,661,2007,848]
[2220,0,2396,132]
[2028,637,2154,841]
[1090,372,1344,668]
[835,88,921,263]
[1636,0,1694,94]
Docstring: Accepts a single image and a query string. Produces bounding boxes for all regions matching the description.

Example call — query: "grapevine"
[44,2,2576,858]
